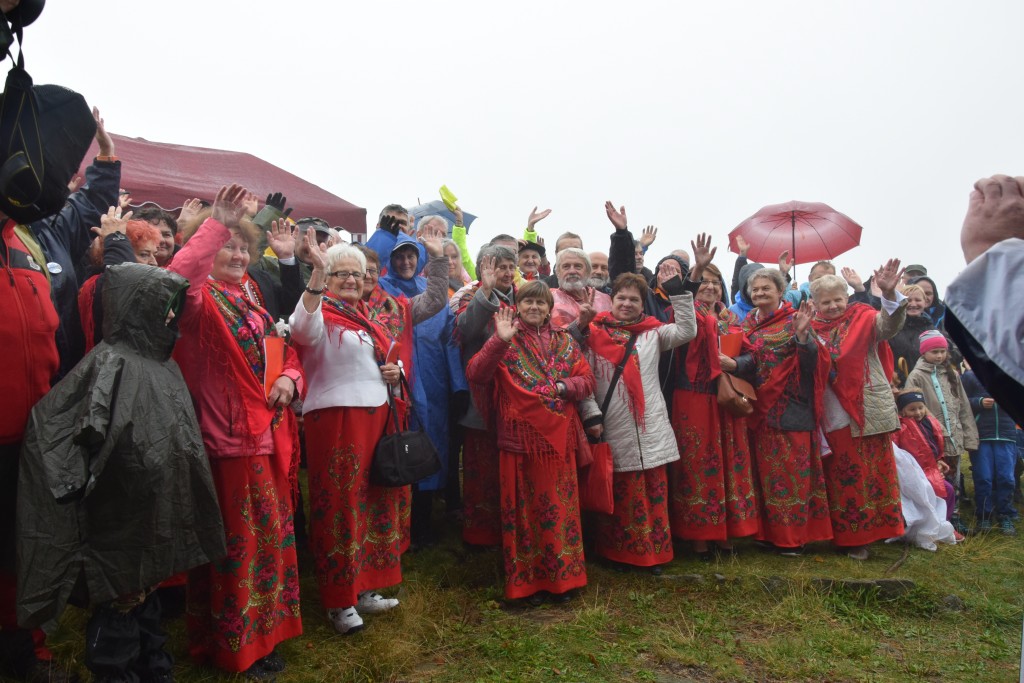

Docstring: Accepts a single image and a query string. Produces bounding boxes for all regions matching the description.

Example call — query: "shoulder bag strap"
[599,332,637,418]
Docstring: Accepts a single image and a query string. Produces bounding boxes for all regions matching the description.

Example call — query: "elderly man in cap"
[550,248,611,331]
[902,263,928,286]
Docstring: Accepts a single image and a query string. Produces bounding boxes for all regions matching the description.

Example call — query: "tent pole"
[791,211,797,282]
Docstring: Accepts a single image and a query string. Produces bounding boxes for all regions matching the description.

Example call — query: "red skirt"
[304,406,405,609]
[463,427,501,546]
[751,427,833,548]
[822,427,905,547]
[593,466,674,567]
[669,390,758,541]
[186,455,302,673]
[499,449,587,600]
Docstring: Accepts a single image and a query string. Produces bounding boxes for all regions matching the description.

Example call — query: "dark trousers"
[85,591,172,681]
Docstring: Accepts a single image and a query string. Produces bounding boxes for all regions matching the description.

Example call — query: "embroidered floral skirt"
[186,455,301,673]
[751,427,833,549]
[304,406,405,609]
[593,466,674,567]
[499,448,587,600]
[669,389,759,541]
[463,427,502,546]
[822,427,905,546]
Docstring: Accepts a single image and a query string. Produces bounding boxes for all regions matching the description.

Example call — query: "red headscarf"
[589,311,663,428]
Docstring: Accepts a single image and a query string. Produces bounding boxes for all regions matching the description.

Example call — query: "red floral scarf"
[811,303,877,429]
[589,311,663,429]
[320,294,394,364]
[494,324,589,459]
[684,300,738,386]
[741,302,808,427]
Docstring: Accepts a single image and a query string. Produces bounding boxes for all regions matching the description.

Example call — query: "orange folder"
[719,332,743,358]
[263,336,285,398]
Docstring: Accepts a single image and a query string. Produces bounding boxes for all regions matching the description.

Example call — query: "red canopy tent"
[79,134,367,237]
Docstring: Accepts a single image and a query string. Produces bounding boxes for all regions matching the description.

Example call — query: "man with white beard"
[550,248,611,330]
[588,251,610,292]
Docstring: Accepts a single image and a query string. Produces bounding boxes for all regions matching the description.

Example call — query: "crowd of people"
[1,110,1023,683]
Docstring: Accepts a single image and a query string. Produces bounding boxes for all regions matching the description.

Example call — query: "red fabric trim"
[589,312,663,427]
[811,303,877,428]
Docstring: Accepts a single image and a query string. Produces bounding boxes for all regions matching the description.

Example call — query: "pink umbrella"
[728,200,863,269]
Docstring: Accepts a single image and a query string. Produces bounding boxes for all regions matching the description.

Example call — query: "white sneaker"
[357,591,400,614]
[327,607,364,635]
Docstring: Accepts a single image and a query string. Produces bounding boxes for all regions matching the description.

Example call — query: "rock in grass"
[941,594,966,612]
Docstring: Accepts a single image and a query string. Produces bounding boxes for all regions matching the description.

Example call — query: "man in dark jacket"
[29,108,120,379]
[17,263,225,681]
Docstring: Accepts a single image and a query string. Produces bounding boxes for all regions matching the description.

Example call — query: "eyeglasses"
[699,279,722,287]
[364,268,379,277]
[329,271,364,281]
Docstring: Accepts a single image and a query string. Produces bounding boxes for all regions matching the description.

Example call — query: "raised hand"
[577,302,596,329]
[304,228,329,272]
[93,107,114,157]
[604,201,627,231]
[478,254,497,294]
[265,192,293,218]
[118,190,132,211]
[241,193,259,218]
[690,233,716,271]
[872,258,904,299]
[379,214,402,236]
[453,206,464,227]
[92,205,133,238]
[961,175,1024,263]
[841,266,864,292]
[211,184,250,229]
[421,232,443,257]
[178,198,203,226]
[778,250,793,277]
[495,306,518,342]
[267,219,297,260]
[793,300,813,341]
[640,225,658,248]
[735,234,750,257]
[67,175,84,193]
[528,206,552,229]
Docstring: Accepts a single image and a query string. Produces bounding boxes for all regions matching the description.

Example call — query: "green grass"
[11,477,1024,683]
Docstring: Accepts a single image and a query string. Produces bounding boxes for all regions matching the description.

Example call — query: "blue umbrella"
[409,200,478,233]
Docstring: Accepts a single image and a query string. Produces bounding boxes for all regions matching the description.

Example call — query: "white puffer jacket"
[589,293,697,472]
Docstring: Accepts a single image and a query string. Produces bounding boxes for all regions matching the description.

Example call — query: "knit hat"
[919,330,948,354]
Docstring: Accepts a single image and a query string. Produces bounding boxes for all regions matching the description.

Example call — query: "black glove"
[379,214,402,236]
[266,192,293,218]
[661,274,687,296]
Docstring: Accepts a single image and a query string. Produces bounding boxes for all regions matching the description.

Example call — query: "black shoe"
[695,550,713,563]
[550,591,574,604]
[650,565,663,576]
[256,650,285,673]
[524,593,544,607]
[243,662,276,682]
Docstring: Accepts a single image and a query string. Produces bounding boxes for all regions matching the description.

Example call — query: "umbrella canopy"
[408,200,477,232]
[80,134,367,236]
[728,200,862,265]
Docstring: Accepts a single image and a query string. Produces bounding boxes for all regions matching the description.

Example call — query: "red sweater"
[893,415,947,499]
[1,220,59,445]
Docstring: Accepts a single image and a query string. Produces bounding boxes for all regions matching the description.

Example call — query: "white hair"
[324,244,366,273]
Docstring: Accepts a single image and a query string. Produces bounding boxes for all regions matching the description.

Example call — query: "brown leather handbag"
[717,373,757,417]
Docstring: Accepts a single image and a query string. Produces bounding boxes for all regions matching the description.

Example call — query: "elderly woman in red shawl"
[466,281,598,605]
[809,260,907,560]
[668,236,759,560]
[289,232,406,635]
[169,185,305,678]
[722,268,832,554]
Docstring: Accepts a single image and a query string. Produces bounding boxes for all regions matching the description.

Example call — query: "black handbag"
[370,376,441,487]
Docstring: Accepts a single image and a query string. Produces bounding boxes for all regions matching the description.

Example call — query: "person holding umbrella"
[809,261,908,560]
[721,269,832,554]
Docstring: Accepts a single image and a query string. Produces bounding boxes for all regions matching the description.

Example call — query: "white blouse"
[288,298,389,412]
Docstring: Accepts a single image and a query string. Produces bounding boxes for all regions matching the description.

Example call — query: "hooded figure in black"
[16,263,225,680]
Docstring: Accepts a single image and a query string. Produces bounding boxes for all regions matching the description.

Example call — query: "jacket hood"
[737,261,766,305]
[101,263,189,360]
[381,232,427,297]
[650,255,690,289]
[908,275,942,303]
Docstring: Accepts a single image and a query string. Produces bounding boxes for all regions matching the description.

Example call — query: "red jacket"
[1,219,59,445]
[893,415,947,499]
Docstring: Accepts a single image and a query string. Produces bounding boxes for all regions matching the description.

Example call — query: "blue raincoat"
[375,233,468,490]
